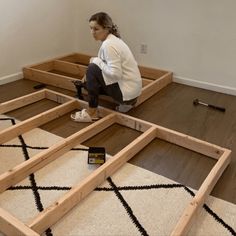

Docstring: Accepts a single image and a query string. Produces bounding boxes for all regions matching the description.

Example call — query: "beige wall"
[76,0,236,95]
[0,0,77,80]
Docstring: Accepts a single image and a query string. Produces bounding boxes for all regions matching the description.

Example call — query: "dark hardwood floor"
[0,79,235,204]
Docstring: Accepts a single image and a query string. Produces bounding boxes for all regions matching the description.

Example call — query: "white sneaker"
[71,109,99,122]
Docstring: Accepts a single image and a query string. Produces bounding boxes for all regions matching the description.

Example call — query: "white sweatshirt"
[91,34,142,101]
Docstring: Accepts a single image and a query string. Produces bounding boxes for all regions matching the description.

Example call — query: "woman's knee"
[86,63,100,78]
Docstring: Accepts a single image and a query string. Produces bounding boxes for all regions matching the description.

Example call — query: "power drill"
[72,80,86,99]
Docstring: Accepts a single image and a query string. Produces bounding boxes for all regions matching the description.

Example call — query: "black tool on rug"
[193,99,226,112]
[33,83,46,89]
[72,80,86,99]
[88,147,106,164]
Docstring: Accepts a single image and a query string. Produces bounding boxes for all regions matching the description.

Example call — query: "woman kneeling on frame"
[71,12,142,122]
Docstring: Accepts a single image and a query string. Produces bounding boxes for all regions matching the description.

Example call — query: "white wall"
[76,0,236,95]
[1,0,236,94]
[0,0,78,82]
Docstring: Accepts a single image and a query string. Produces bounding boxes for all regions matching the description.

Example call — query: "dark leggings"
[86,63,123,108]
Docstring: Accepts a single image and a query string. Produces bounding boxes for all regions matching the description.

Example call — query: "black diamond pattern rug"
[0,115,235,236]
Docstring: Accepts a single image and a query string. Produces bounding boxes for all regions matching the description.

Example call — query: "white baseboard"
[1,72,235,97]
[173,75,236,96]
[0,72,23,85]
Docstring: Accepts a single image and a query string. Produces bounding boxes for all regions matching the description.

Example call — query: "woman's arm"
[90,45,122,84]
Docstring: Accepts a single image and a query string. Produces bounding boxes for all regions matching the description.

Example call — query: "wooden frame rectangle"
[0,89,231,236]
[23,53,173,107]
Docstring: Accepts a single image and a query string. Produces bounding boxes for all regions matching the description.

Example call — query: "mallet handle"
[194,99,226,112]
[208,104,226,112]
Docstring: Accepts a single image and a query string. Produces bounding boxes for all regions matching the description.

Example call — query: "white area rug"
[0,115,235,236]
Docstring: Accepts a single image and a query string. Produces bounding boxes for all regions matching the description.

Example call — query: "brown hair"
[89,12,121,38]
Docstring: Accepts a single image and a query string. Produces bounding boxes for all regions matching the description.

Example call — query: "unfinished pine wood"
[23,53,173,107]
[0,113,116,193]
[0,100,77,144]
[0,89,232,235]
[54,60,87,77]
[1,79,235,203]
[58,53,91,65]
[138,65,168,79]
[30,61,54,71]
[23,53,75,69]
[0,90,45,114]
[0,208,39,236]
[28,126,157,234]
[23,68,77,91]
[171,149,231,236]
[44,89,75,103]
[142,78,153,86]
[116,113,226,159]
[136,72,173,106]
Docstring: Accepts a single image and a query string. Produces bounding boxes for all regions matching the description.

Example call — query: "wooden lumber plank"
[115,113,153,132]
[0,87,231,235]
[30,61,54,71]
[23,65,154,106]
[28,126,157,234]
[0,208,39,236]
[56,54,78,63]
[136,72,172,106]
[54,60,87,77]
[155,124,225,159]
[23,53,173,107]
[142,78,153,87]
[23,53,75,69]
[0,100,77,144]
[116,113,225,159]
[74,53,91,65]
[171,149,231,236]
[44,89,74,104]
[58,53,91,65]
[138,65,168,79]
[24,67,154,93]
[0,90,45,114]
[0,113,116,193]
[23,68,76,91]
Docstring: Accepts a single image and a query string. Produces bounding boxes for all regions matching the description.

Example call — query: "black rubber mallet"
[193,99,226,112]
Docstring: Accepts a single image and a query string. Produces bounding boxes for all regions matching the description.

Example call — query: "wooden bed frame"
[0,89,231,236]
[23,52,173,107]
